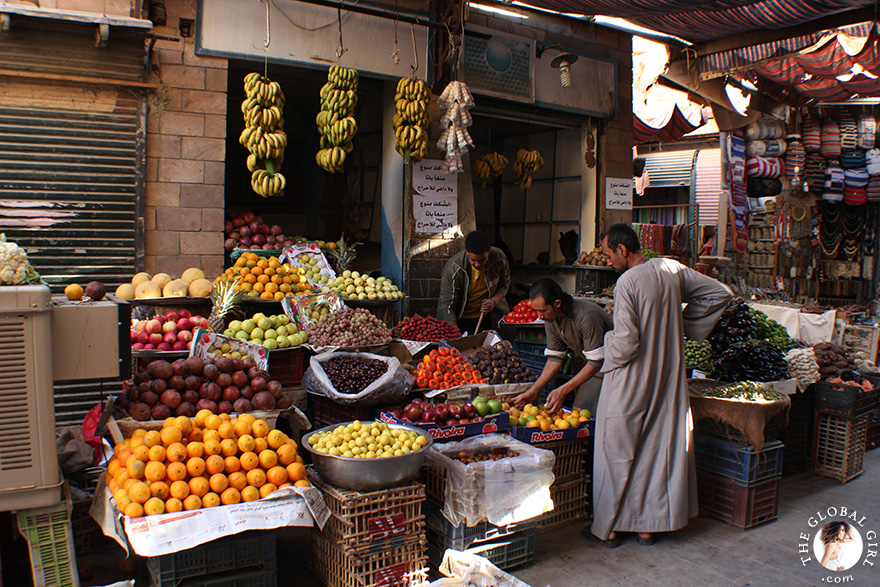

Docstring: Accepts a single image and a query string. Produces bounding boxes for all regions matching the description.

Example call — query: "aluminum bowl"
[302,421,434,491]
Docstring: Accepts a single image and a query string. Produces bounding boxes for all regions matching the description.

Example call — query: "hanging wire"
[263,0,271,76]
[391,0,401,64]
[410,23,419,77]
[336,3,348,58]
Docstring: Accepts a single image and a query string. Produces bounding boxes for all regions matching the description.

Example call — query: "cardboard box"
[378,410,509,442]
[508,419,595,444]
[189,328,269,369]
[446,331,503,357]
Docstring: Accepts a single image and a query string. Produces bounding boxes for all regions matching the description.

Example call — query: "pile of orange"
[105,411,310,518]
[414,347,484,390]
[505,403,592,431]
[215,253,317,300]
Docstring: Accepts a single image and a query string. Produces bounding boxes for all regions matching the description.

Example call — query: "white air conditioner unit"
[0,285,61,510]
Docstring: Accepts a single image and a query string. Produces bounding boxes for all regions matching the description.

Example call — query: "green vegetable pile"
[700,381,785,402]
[642,247,659,258]
[749,308,796,351]
[685,339,712,369]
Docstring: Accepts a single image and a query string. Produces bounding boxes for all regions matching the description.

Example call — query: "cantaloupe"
[181,268,206,284]
[131,272,152,287]
[188,279,213,298]
[115,283,136,300]
[151,273,172,290]
[135,281,162,299]
[163,279,189,298]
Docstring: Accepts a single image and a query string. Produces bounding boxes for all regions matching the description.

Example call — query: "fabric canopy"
[634,103,706,144]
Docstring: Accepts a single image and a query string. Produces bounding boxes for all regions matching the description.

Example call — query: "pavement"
[70,450,880,587]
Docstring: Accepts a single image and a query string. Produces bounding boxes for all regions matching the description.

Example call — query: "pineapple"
[326,234,362,273]
[209,278,243,332]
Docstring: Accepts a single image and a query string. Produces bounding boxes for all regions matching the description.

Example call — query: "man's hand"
[480,298,496,313]
[544,386,571,414]
[512,386,540,408]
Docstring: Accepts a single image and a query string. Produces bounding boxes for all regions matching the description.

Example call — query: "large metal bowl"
[302,421,434,491]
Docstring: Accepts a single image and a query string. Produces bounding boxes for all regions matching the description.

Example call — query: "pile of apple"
[390,397,502,426]
[225,212,298,252]
[131,309,209,351]
[120,355,292,421]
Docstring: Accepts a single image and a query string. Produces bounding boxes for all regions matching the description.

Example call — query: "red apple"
[145,319,163,334]
[271,225,283,236]
[243,212,256,223]
[157,342,172,351]
[162,321,178,334]
[232,217,244,228]
[178,309,191,319]
[435,404,449,420]
[155,316,166,325]
[134,321,147,333]
[137,332,150,345]
[163,331,178,345]
[133,342,145,350]
[172,341,188,351]
[148,333,164,346]
[144,343,156,350]
[177,318,193,331]
[177,330,193,343]
[131,330,140,343]
[165,311,180,323]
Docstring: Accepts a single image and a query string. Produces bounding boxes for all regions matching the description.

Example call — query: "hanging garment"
[844,168,869,187]
[844,185,867,206]
[820,120,842,159]
[746,156,784,178]
[859,114,876,150]
[745,117,785,141]
[823,161,845,202]
[803,115,821,152]
[785,136,806,180]
[840,113,858,151]
[806,154,827,191]
[867,176,880,202]
[867,148,880,175]
[840,149,866,169]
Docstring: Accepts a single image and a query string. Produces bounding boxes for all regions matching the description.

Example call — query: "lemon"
[64,283,84,301]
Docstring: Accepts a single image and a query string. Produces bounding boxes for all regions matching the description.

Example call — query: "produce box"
[267,346,306,387]
[378,410,509,442]
[509,418,594,444]
[17,494,79,587]
[189,328,269,369]
[281,242,336,288]
[281,292,345,330]
[535,476,590,533]
[309,392,378,429]
[694,437,784,486]
[812,412,869,483]
[815,380,879,419]
[311,532,426,587]
[446,331,503,357]
[697,469,779,530]
[423,502,533,551]
[427,528,535,572]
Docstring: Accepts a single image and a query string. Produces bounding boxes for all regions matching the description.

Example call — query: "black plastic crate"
[694,437,784,486]
[423,504,533,551]
[146,531,276,587]
[574,266,619,295]
[309,393,376,428]
[174,568,278,587]
[815,381,879,419]
[867,423,880,450]
[510,341,559,394]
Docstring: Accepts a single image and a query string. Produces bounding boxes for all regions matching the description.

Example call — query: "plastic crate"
[267,347,306,387]
[310,393,376,428]
[697,469,779,529]
[815,381,879,419]
[422,460,447,506]
[867,423,880,450]
[780,388,816,475]
[427,528,535,572]
[146,530,276,587]
[308,468,425,557]
[514,327,548,345]
[173,568,278,587]
[16,499,80,587]
[423,503,533,551]
[813,412,869,483]
[533,439,590,481]
[694,437,784,486]
[535,476,590,533]
[574,266,619,295]
[312,532,427,587]
[71,498,114,556]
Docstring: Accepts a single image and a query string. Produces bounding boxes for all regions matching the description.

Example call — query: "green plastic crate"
[17,499,80,587]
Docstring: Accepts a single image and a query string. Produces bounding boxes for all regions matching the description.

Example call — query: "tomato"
[428,378,441,389]
[417,377,428,388]
[438,346,450,357]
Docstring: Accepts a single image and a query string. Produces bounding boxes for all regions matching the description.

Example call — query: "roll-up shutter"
[642,149,697,188]
[695,149,722,226]
[0,14,148,291]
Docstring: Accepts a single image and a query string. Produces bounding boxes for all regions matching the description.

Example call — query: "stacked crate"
[309,470,427,587]
[695,436,784,530]
[17,498,80,587]
[533,438,592,532]
[510,341,560,397]
[812,381,877,482]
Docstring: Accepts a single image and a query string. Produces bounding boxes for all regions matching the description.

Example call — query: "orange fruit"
[113,488,129,504]
[186,457,206,477]
[144,497,165,516]
[220,487,241,505]
[108,460,122,477]
[148,445,166,462]
[224,456,241,474]
[253,437,269,454]
[116,449,132,466]
[266,466,288,486]
[233,419,252,437]
[205,455,225,475]
[241,486,260,502]
[165,498,184,513]
[187,427,204,443]
[203,439,222,456]
[195,409,213,427]
[251,420,269,438]
[286,463,306,483]
[246,468,267,488]
[259,483,278,498]
[218,422,236,440]
[293,479,311,488]
[203,492,221,508]
[129,436,144,450]
[219,413,231,422]
[276,444,297,466]
[124,502,144,518]
[115,494,132,512]
[124,478,139,491]
[240,452,259,471]
[183,495,202,511]
[144,461,166,483]
[220,439,238,457]
[127,481,150,504]
[143,430,161,448]
[132,445,150,462]
[186,442,205,459]
[160,426,183,446]
[204,415,223,431]
[238,413,256,425]
[258,450,278,469]
[209,473,229,494]
[189,476,210,497]
[227,471,247,491]
[202,429,221,445]
[166,461,187,481]
[169,480,190,500]
[237,434,256,453]
[267,430,287,450]
[166,442,188,462]
[150,481,170,500]
[127,460,146,480]
[164,417,176,428]
[173,416,193,436]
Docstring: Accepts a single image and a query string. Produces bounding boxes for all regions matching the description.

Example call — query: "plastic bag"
[82,404,105,466]
[425,434,555,527]
[302,351,414,406]
[434,550,533,587]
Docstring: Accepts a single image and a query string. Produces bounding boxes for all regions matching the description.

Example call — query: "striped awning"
[634,104,707,145]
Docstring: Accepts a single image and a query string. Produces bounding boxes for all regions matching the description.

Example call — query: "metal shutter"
[695,149,722,226]
[642,150,697,188]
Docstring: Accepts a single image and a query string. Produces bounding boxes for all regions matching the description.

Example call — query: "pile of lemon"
[503,403,592,431]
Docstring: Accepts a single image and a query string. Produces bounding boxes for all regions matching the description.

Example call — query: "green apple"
[228,320,243,331]
[487,400,503,415]
[223,328,236,337]
[241,319,256,333]
[253,312,266,323]
[276,336,289,348]
[263,338,277,350]
[276,325,288,337]
[235,331,250,341]
[287,334,298,346]
[276,315,290,326]
[250,327,264,340]
[257,316,273,331]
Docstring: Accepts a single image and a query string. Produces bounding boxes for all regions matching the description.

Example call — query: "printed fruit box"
[377,410,509,442]
[281,292,345,330]
[189,328,268,370]
[281,242,336,288]
[509,418,595,444]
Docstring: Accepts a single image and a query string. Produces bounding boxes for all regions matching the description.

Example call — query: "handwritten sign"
[605,177,634,210]
[413,159,458,234]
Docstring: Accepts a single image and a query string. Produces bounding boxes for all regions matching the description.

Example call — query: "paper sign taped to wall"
[605,177,634,210]
[412,159,457,196]
[413,159,458,234]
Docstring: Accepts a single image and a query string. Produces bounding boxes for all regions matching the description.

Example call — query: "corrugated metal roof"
[642,149,697,187]
[695,149,722,226]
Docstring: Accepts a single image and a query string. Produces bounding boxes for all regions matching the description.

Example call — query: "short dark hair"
[601,223,641,254]
[529,278,573,315]
[465,230,490,254]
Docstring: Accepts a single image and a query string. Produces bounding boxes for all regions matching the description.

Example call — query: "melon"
[135,281,162,299]
[163,279,189,298]
[181,267,206,284]
[115,283,136,300]
[131,272,152,286]
[151,272,173,290]
[188,279,213,298]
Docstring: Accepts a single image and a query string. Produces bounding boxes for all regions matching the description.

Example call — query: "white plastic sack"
[436,549,533,587]
[426,434,554,527]
[302,351,413,406]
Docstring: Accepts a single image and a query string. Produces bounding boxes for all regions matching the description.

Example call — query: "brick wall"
[407,236,461,318]
[143,0,228,277]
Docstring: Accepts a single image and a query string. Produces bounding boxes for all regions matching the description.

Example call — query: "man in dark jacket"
[437,231,510,334]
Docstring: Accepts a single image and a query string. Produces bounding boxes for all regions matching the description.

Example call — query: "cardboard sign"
[605,177,633,210]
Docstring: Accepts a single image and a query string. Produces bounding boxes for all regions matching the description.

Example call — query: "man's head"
[465,230,491,270]
[529,278,572,322]
[600,224,643,272]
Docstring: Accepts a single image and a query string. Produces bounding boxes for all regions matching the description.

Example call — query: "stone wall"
[143,0,228,277]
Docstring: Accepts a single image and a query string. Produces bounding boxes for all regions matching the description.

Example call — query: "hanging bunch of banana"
[392,77,430,163]
[436,81,474,173]
[239,72,287,197]
[473,152,508,187]
[514,149,543,190]
[316,65,359,174]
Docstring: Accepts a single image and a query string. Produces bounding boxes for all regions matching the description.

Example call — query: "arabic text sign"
[605,177,633,210]
[413,159,458,234]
